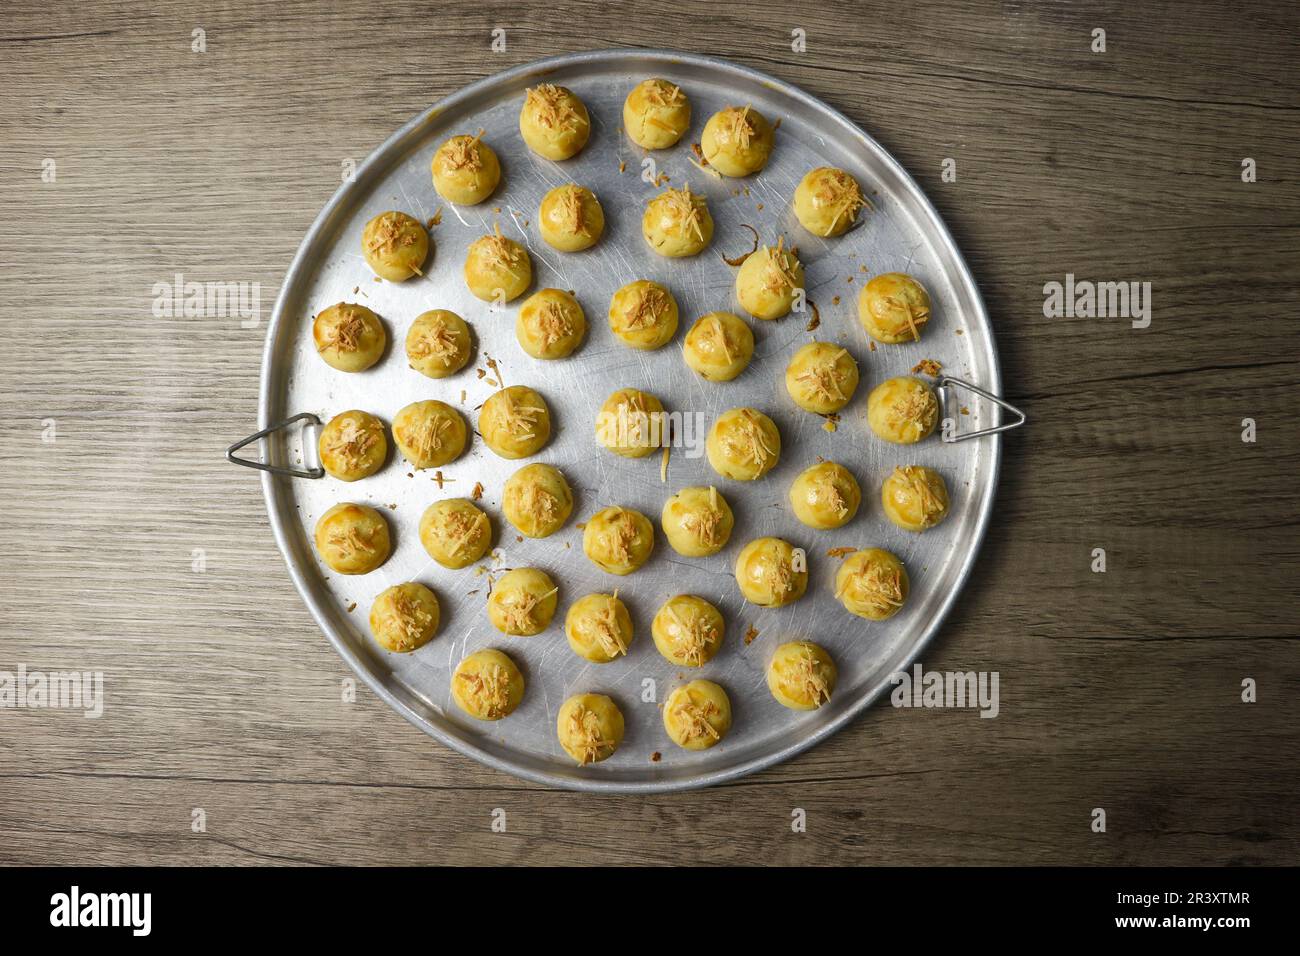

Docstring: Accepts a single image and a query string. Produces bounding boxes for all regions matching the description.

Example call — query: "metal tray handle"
[937,375,1027,442]
[226,412,325,479]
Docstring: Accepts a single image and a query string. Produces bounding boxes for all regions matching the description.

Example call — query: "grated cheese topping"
[387,588,433,642]
[498,390,545,440]
[531,300,574,347]
[662,602,718,666]
[327,523,375,558]
[813,469,849,518]
[623,286,668,330]
[526,84,583,132]
[719,105,756,150]
[596,509,638,566]
[795,355,849,403]
[812,168,869,233]
[890,388,939,434]
[457,663,512,718]
[894,466,945,523]
[401,415,451,461]
[643,79,684,108]
[510,479,559,528]
[440,507,486,557]
[409,318,461,367]
[318,309,366,354]
[760,237,801,293]
[721,411,776,468]
[786,652,832,706]
[322,416,380,469]
[607,392,655,449]
[476,224,524,277]
[498,585,558,633]
[558,185,587,235]
[681,503,722,545]
[566,705,610,765]
[882,294,931,342]
[658,187,706,241]
[710,315,734,362]
[442,130,485,172]
[755,550,796,598]
[670,691,721,743]
[583,595,628,659]
[836,557,905,610]
[366,213,420,256]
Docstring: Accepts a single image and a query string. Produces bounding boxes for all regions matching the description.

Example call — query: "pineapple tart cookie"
[361,211,429,281]
[519,84,591,161]
[595,387,665,459]
[405,309,472,379]
[539,184,605,252]
[785,342,859,414]
[866,376,939,444]
[419,498,492,570]
[793,166,867,237]
[451,649,525,721]
[706,407,781,481]
[583,506,655,576]
[565,592,634,663]
[835,548,909,621]
[318,410,386,482]
[502,462,573,538]
[608,280,679,350]
[660,485,734,557]
[313,303,385,373]
[643,186,714,258]
[735,237,804,321]
[464,225,532,303]
[700,105,775,177]
[478,385,552,459]
[391,400,468,469]
[789,461,861,530]
[623,78,691,149]
[881,465,950,533]
[682,311,754,382]
[313,503,391,575]
[369,582,440,653]
[516,288,586,360]
[556,693,624,766]
[488,567,559,636]
[858,272,932,344]
[735,536,808,608]
[663,680,732,751]
[430,130,501,206]
[651,595,724,667]
[767,641,837,710]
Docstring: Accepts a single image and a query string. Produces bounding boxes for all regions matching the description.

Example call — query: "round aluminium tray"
[254,49,1004,792]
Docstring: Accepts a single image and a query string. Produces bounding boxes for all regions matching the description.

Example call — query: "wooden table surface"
[2,0,1296,866]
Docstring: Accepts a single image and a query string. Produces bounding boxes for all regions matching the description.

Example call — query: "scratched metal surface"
[257,50,1001,792]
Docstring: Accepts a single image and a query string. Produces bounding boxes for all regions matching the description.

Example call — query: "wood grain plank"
[0,0,1296,866]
